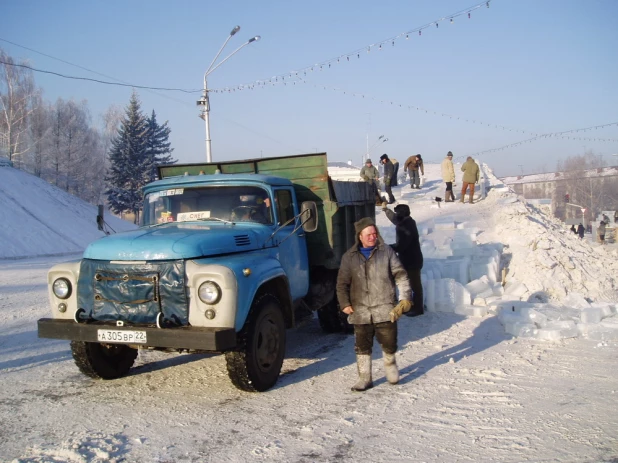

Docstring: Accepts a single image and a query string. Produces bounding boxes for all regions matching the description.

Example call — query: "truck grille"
[77,259,189,326]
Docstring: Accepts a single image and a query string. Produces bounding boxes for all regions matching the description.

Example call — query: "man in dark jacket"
[380,153,396,204]
[383,203,424,316]
[336,217,412,391]
[577,223,585,239]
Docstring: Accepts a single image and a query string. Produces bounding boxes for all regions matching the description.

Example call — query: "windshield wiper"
[197,217,235,225]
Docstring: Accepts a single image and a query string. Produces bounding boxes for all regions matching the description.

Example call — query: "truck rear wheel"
[225,294,286,392]
[70,341,138,379]
[317,297,353,334]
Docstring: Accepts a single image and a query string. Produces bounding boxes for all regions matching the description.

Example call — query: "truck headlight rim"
[198,281,221,304]
[52,278,72,299]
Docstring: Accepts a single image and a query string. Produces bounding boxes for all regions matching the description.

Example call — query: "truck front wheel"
[225,294,286,392]
[70,341,138,379]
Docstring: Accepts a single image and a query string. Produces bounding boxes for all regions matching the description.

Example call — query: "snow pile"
[0,165,136,259]
[391,164,618,342]
[488,185,618,302]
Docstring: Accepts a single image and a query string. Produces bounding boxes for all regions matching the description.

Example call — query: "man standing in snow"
[360,158,382,205]
[403,154,421,189]
[382,203,424,316]
[460,156,480,204]
[336,217,412,392]
[380,154,396,204]
[577,223,585,239]
[441,151,456,202]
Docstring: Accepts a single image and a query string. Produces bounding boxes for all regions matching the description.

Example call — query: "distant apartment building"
[501,166,618,224]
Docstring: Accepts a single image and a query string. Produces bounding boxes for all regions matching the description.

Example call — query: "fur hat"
[365,158,372,164]
[394,204,410,218]
[354,217,376,236]
[380,153,389,161]
[447,151,453,157]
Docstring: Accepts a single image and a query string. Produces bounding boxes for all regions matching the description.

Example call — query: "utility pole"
[518,164,524,175]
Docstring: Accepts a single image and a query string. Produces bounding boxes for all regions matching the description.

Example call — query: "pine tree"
[144,110,175,183]
[105,91,149,224]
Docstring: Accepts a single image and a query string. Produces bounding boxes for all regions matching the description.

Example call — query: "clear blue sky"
[2,0,617,177]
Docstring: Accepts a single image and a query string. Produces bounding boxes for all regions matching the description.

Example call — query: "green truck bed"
[158,153,376,269]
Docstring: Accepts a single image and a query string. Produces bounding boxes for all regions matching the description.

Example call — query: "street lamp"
[365,135,388,161]
[198,26,260,162]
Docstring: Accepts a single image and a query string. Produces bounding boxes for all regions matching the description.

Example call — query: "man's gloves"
[390,300,413,322]
[381,201,388,210]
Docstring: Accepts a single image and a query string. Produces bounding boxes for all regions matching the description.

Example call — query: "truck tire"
[70,341,138,380]
[317,297,354,334]
[225,294,286,392]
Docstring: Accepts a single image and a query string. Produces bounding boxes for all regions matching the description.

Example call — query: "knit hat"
[447,151,453,157]
[394,204,410,218]
[380,153,389,161]
[365,158,372,164]
[354,217,376,236]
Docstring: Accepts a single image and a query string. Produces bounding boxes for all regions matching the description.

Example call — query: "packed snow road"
[1,255,617,463]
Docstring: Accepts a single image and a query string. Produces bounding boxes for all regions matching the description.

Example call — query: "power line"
[0,60,201,93]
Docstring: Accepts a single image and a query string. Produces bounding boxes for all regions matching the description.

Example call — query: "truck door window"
[275,190,294,225]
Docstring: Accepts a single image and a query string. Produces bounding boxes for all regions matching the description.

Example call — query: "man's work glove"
[381,201,388,210]
[390,300,413,322]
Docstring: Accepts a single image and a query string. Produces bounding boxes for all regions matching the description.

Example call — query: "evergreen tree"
[144,110,175,183]
[105,91,149,224]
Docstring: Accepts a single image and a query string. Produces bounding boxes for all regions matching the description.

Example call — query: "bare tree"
[558,153,617,222]
[0,49,37,164]
[27,94,51,177]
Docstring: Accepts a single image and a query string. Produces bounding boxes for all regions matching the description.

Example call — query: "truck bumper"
[37,318,237,351]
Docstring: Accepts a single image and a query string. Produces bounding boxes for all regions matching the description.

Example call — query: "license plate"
[97,329,147,344]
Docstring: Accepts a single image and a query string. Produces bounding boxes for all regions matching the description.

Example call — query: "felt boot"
[450,190,456,202]
[383,352,399,384]
[445,189,452,202]
[351,354,373,392]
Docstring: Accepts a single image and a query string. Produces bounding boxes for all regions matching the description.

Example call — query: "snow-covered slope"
[0,165,136,259]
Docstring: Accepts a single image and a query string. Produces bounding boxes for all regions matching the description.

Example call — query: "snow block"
[503,280,528,299]
[465,276,491,299]
[578,322,618,341]
[563,292,590,309]
[425,278,471,313]
[580,307,603,324]
[504,321,537,338]
[439,256,470,284]
[434,216,456,230]
[454,305,488,317]
[536,321,578,340]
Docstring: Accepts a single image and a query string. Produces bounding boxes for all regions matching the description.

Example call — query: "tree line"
[0,49,176,222]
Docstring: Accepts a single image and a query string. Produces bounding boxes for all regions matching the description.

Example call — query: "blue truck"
[38,153,375,391]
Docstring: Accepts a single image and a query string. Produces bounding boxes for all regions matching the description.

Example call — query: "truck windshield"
[142,186,273,226]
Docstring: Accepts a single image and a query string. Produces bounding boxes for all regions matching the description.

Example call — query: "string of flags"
[468,122,618,157]
[280,81,618,144]
[210,0,492,94]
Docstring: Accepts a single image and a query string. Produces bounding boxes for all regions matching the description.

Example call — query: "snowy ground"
[1,163,617,462]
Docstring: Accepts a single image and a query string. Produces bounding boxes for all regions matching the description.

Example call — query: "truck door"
[273,188,309,299]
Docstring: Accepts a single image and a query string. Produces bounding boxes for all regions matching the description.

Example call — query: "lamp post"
[198,26,260,162]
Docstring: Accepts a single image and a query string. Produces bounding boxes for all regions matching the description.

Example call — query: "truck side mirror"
[301,201,318,233]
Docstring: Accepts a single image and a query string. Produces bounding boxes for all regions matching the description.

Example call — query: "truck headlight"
[198,281,221,304]
[52,278,72,299]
